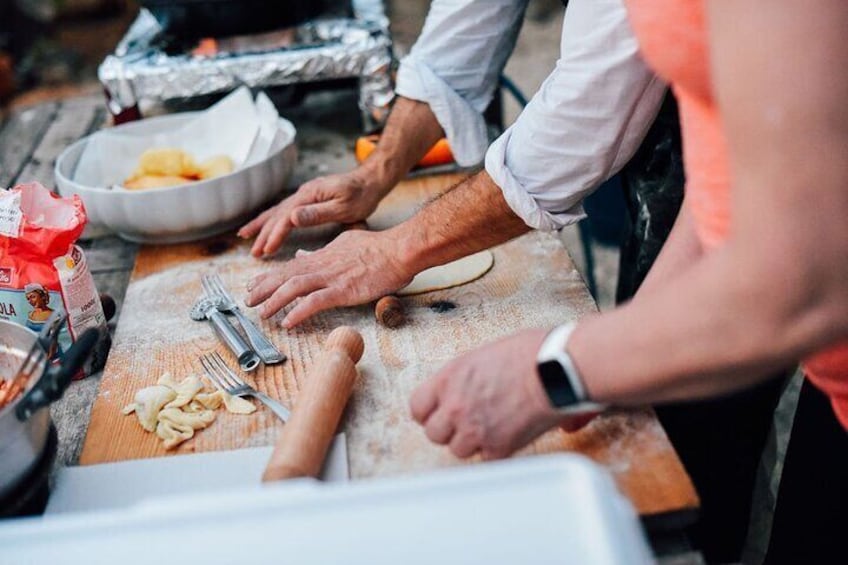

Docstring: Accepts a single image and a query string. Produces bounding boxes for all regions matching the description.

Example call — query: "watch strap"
[537,323,606,414]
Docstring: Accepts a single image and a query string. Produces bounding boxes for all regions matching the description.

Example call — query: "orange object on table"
[192,39,218,57]
[355,135,455,169]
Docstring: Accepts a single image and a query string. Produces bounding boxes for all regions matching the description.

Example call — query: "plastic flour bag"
[0,182,110,378]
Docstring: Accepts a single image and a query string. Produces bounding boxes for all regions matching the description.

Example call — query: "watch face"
[538,360,579,407]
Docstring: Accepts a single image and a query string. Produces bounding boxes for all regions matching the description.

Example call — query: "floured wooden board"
[80,173,698,520]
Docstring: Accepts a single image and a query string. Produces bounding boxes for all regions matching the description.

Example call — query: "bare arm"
[352,98,445,201]
[407,0,848,461]
[245,170,528,326]
[399,171,530,274]
[570,0,848,406]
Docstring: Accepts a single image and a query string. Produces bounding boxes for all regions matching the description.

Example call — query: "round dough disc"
[398,250,494,296]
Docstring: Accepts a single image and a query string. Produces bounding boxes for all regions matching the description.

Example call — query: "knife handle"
[233,307,286,364]
[209,310,260,372]
[262,326,364,482]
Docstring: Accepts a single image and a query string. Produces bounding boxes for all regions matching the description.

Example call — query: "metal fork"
[199,352,291,422]
[201,273,286,365]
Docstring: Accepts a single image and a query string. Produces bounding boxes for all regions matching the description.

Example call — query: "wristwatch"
[536,323,606,414]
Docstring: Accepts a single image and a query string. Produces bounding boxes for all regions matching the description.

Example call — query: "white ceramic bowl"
[55,113,297,244]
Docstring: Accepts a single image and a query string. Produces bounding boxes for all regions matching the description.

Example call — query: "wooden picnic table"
[1,90,700,561]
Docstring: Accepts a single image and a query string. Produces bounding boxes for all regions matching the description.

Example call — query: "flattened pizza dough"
[398,250,494,296]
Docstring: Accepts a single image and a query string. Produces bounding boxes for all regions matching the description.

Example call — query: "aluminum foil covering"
[100,9,395,131]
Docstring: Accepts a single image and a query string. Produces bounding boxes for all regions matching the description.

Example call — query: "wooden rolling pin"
[262,326,364,481]
[344,221,407,328]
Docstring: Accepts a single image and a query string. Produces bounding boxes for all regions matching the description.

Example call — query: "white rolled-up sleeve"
[486,0,667,232]
[396,0,529,166]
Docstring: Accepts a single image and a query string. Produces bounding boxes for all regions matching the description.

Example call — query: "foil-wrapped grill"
[100,9,395,131]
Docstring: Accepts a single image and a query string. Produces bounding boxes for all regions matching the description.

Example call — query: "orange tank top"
[624,0,848,428]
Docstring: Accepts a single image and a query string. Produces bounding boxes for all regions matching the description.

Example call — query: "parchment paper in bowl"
[73,87,280,189]
[245,92,282,166]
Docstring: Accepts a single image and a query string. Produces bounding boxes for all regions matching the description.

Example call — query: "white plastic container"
[0,454,652,564]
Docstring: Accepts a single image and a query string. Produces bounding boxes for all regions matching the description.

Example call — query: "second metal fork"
[201,272,286,365]
[199,352,291,422]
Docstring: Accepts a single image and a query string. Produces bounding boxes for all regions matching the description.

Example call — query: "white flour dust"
[114,254,271,350]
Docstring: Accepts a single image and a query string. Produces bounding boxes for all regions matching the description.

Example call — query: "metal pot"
[0,315,99,499]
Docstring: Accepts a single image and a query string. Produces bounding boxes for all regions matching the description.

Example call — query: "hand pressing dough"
[398,250,494,296]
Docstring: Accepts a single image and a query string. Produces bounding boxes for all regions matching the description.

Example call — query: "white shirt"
[396,0,668,231]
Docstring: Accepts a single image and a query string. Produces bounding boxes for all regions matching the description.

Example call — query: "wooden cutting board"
[79,173,698,521]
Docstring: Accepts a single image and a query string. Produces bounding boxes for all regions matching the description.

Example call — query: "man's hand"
[245,228,414,327]
[238,171,384,258]
[238,97,446,259]
[409,329,593,460]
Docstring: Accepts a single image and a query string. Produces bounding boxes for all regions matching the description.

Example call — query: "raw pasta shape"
[220,391,257,415]
[158,407,216,430]
[155,419,195,450]
[162,374,204,409]
[123,385,177,432]
[194,391,224,411]
[195,390,256,414]
[123,372,257,449]
[156,408,216,450]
